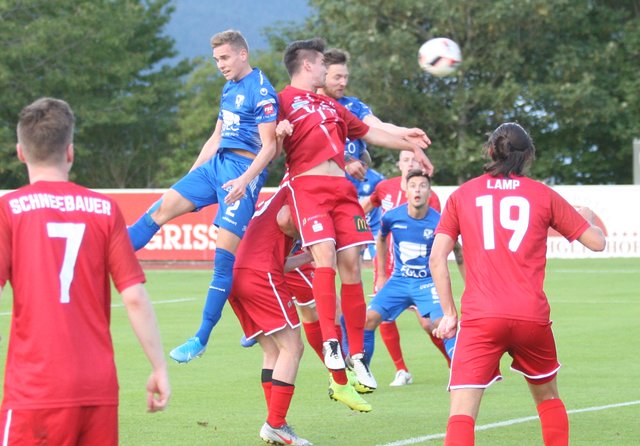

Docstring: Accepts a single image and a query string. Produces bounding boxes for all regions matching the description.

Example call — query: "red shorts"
[229,268,300,340]
[0,405,117,446]
[449,318,561,389]
[287,175,374,250]
[285,265,315,306]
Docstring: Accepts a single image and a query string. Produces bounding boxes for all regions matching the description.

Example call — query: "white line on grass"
[377,400,640,446]
[554,269,639,274]
[0,297,197,316]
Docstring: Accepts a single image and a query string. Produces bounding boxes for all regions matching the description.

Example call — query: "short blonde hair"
[210,29,249,52]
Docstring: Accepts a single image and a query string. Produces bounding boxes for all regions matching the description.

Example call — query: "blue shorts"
[368,277,444,322]
[172,150,268,238]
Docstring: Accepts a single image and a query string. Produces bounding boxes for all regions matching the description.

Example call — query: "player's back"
[234,187,293,274]
[0,181,143,409]
[440,173,588,322]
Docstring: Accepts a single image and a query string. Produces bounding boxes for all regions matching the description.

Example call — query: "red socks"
[312,267,338,340]
[267,381,294,428]
[261,369,273,407]
[340,282,366,355]
[302,321,324,362]
[537,398,569,446]
[379,321,408,372]
[445,414,475,446]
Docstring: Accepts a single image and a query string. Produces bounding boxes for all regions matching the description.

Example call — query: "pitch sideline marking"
[377,400,640,446]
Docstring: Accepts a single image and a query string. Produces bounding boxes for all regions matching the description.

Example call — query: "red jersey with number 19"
[436,174,589,323]
[0,181,145,410]
[278,86,370,177]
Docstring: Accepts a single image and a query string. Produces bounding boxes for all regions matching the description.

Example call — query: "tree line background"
[1,0,638,189]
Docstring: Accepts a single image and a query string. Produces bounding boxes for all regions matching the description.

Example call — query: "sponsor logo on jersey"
[264,103,275,115]
[221,110,241,132]
[392,224,408,230]
[235,94,245,108]
[312,220,323,232]
[354,215,370,232]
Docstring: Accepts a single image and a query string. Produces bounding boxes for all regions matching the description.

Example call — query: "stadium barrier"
[2,185,638,260]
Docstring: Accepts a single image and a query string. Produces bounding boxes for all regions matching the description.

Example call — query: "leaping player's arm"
[363,114,431,149]
[375,231,389,291]
[190,120,223,172]
[121,283,171,412]
[360,196,374,214]
[429,233,458,340]
[362,127,434,176]
[222,121,278,204]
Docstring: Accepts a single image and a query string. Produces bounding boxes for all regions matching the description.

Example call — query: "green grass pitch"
[0,258,638,445]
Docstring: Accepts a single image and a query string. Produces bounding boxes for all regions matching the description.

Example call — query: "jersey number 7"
[47,222,86,303]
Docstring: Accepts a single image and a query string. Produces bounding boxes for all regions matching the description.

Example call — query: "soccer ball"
[418,37,462,77]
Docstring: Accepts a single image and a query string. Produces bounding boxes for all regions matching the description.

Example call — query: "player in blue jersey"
[320,48,430,182]
[352,166,386,262]
[362,170,457,380]
[127,30,279,363]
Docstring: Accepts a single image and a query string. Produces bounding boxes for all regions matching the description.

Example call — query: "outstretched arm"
[121,283,171,412]
[362,127,434,175]
[363,114,431,149]
[222,121,278,204]
[190,120,223,172]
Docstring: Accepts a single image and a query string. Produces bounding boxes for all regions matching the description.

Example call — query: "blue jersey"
[339,95,372,161]
[218,68,278,155]
[380,204,440,279]
[348,168,385,236]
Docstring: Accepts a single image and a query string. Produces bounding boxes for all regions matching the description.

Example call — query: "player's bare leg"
[528,377,569,446]
[258,329,311,445]
[445,388,484,445]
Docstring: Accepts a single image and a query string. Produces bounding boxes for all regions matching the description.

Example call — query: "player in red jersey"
[362,150,457,386]
[276,38,433,403]
[228,186,315,444]
[430,123,605,446]
[0,98,169,445]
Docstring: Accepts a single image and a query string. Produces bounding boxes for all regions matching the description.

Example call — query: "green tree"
[278,0,639,184]
[0,0,191,188]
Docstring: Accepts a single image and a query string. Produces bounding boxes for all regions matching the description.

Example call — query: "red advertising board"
[106,188,277,262]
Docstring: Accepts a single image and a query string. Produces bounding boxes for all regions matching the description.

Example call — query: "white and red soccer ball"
[418,37,462,77]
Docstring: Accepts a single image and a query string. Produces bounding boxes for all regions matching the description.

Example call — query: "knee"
[365,310,381,330]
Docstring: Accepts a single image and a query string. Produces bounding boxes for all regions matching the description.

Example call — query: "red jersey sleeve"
[108,202,145,292]
[435,190,461,240]
[548,189,590,242]
[369,183,383,208]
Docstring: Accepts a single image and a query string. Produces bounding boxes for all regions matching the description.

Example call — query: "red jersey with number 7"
[435,174,589,323]
[0,181,144,410]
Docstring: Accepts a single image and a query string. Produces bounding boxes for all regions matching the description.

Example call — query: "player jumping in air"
[276,38,433,409]
[127,30,279,363]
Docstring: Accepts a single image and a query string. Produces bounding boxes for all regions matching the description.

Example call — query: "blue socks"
[128,200,162,250]
[195,247,235,345]
[363,329,376,367]
[339,314,350,356]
